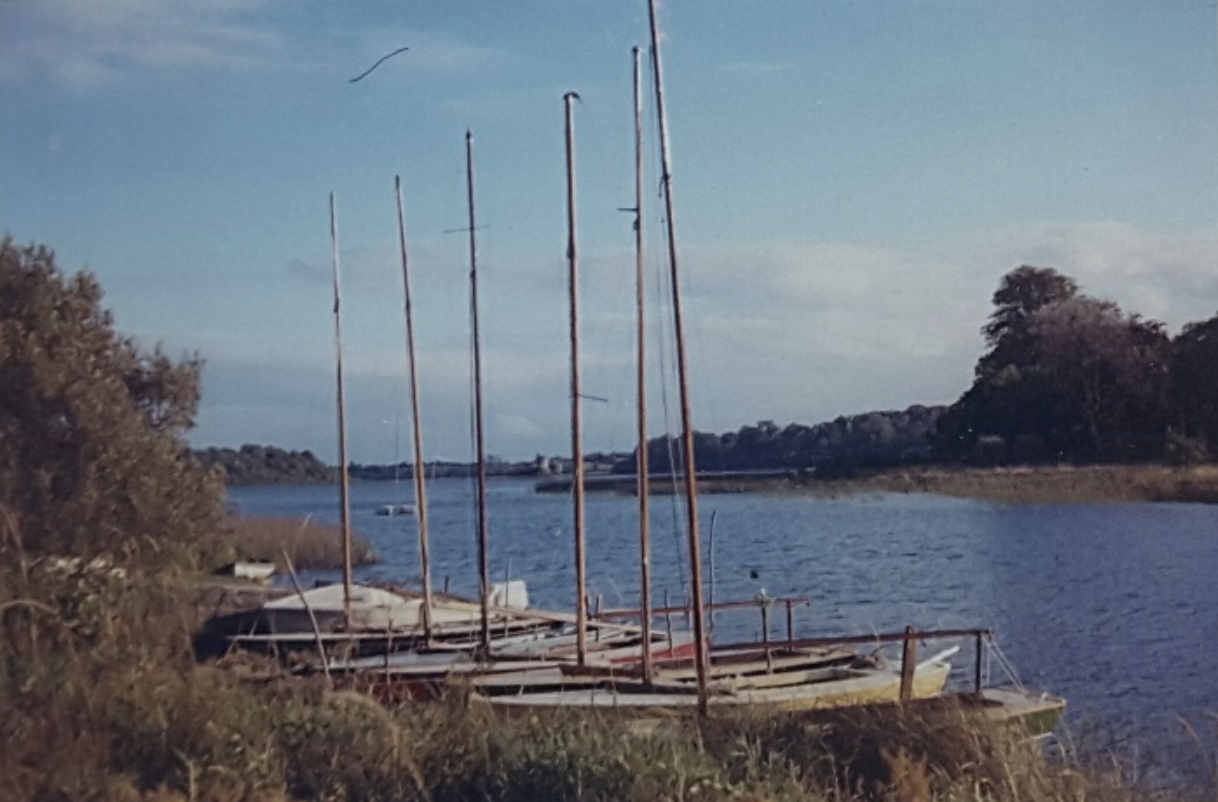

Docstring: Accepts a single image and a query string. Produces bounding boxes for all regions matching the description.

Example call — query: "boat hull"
[476,658,951,715]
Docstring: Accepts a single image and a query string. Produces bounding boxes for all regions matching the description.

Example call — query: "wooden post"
[664,587,673,645]
[761,600,773,672]
[898,625,918,701]
[974,630,984,693]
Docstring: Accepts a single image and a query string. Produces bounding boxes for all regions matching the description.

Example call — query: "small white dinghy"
[376,503,416,516]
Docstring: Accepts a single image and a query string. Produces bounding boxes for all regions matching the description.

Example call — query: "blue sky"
[3,0,1216,463]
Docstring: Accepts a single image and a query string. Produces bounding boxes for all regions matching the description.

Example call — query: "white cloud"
[3,0,282,90]
[949,221,1218,329]
[190,220,1218,461]
[399,30,513,76]
[681,239,989,361]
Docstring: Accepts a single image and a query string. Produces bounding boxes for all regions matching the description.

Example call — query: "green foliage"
[626,405,943,475]
[194,444,337,486]
[0,237,224,569]
[935,265,1181,465]
[1171,314,1218,457]
[1164,429,1210,466]
[274,691,427,802]
[979,265,1080,379]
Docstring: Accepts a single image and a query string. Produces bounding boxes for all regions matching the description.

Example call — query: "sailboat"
[316,128,691,695]
[483,4,1065,735]
[224,191,556,658]
[473,6,958,717]
[374,414,416,517]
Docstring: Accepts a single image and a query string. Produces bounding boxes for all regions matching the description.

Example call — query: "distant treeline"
[605,405,944,478]
[196,265,1218,486]
[194,406,943,487]
[195,445,542,486]
[346,459,538,482]
[193,445,337,486]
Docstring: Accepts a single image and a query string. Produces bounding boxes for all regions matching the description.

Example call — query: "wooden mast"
[631,45,654,684]
[466,130,493,654]
[328,192,355,622]
[394,175,434,640]
[564,91,589,667]
[646,0,710,715]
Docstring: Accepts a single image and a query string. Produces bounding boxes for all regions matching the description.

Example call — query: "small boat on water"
[376,503,416,516]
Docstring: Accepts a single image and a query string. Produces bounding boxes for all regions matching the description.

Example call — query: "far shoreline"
[779,463,1218,505]
[535,463,1218,505]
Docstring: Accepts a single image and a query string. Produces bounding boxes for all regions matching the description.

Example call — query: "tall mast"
[466,131,493,654]
[394,175,434,640]
[329,192,355,622]
[564,91,588,667]
[647,0,710,715]
[632,46,654,684]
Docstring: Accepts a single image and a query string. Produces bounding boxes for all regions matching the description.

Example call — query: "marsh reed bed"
[225,515,378,571]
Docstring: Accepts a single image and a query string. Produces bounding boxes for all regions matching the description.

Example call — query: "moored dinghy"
[224,578,560,657]
[376,503,416,516]
[477,647,957,714]
[327,624,701,700]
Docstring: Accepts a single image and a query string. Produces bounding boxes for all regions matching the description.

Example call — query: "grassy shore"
[3,511,1211,800]
[226,515,379,571]
[0,552,1161,802]
[792,464,1218,505]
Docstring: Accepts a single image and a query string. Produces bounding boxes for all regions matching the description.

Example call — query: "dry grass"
[227,515,378,571]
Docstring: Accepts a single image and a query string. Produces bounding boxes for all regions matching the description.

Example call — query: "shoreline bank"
[535,464,1218,505]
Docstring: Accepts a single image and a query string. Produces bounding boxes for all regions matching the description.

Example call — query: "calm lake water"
[228,479,1218,786]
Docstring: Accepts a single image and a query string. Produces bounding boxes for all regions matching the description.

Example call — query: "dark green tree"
[934,266,1170,463]
[1026,297,1171,460]
[0,237,223,567]
[1171,313,1218,458]
[978,265,1079,379]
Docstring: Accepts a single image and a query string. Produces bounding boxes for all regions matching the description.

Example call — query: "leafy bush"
[0,237,224,570]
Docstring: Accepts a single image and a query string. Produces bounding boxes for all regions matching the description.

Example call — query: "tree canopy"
[934,264,1211,465]
[978,265,1079,379]
[1171,315,1218,449]
[0,237,223,567]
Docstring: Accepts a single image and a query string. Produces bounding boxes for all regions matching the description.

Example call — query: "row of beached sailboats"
[224,0,1064,734]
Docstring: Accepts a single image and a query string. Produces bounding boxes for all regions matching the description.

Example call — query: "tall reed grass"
[227,515,378,571]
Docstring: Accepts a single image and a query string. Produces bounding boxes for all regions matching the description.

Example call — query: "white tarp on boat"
[258,581,530,634]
